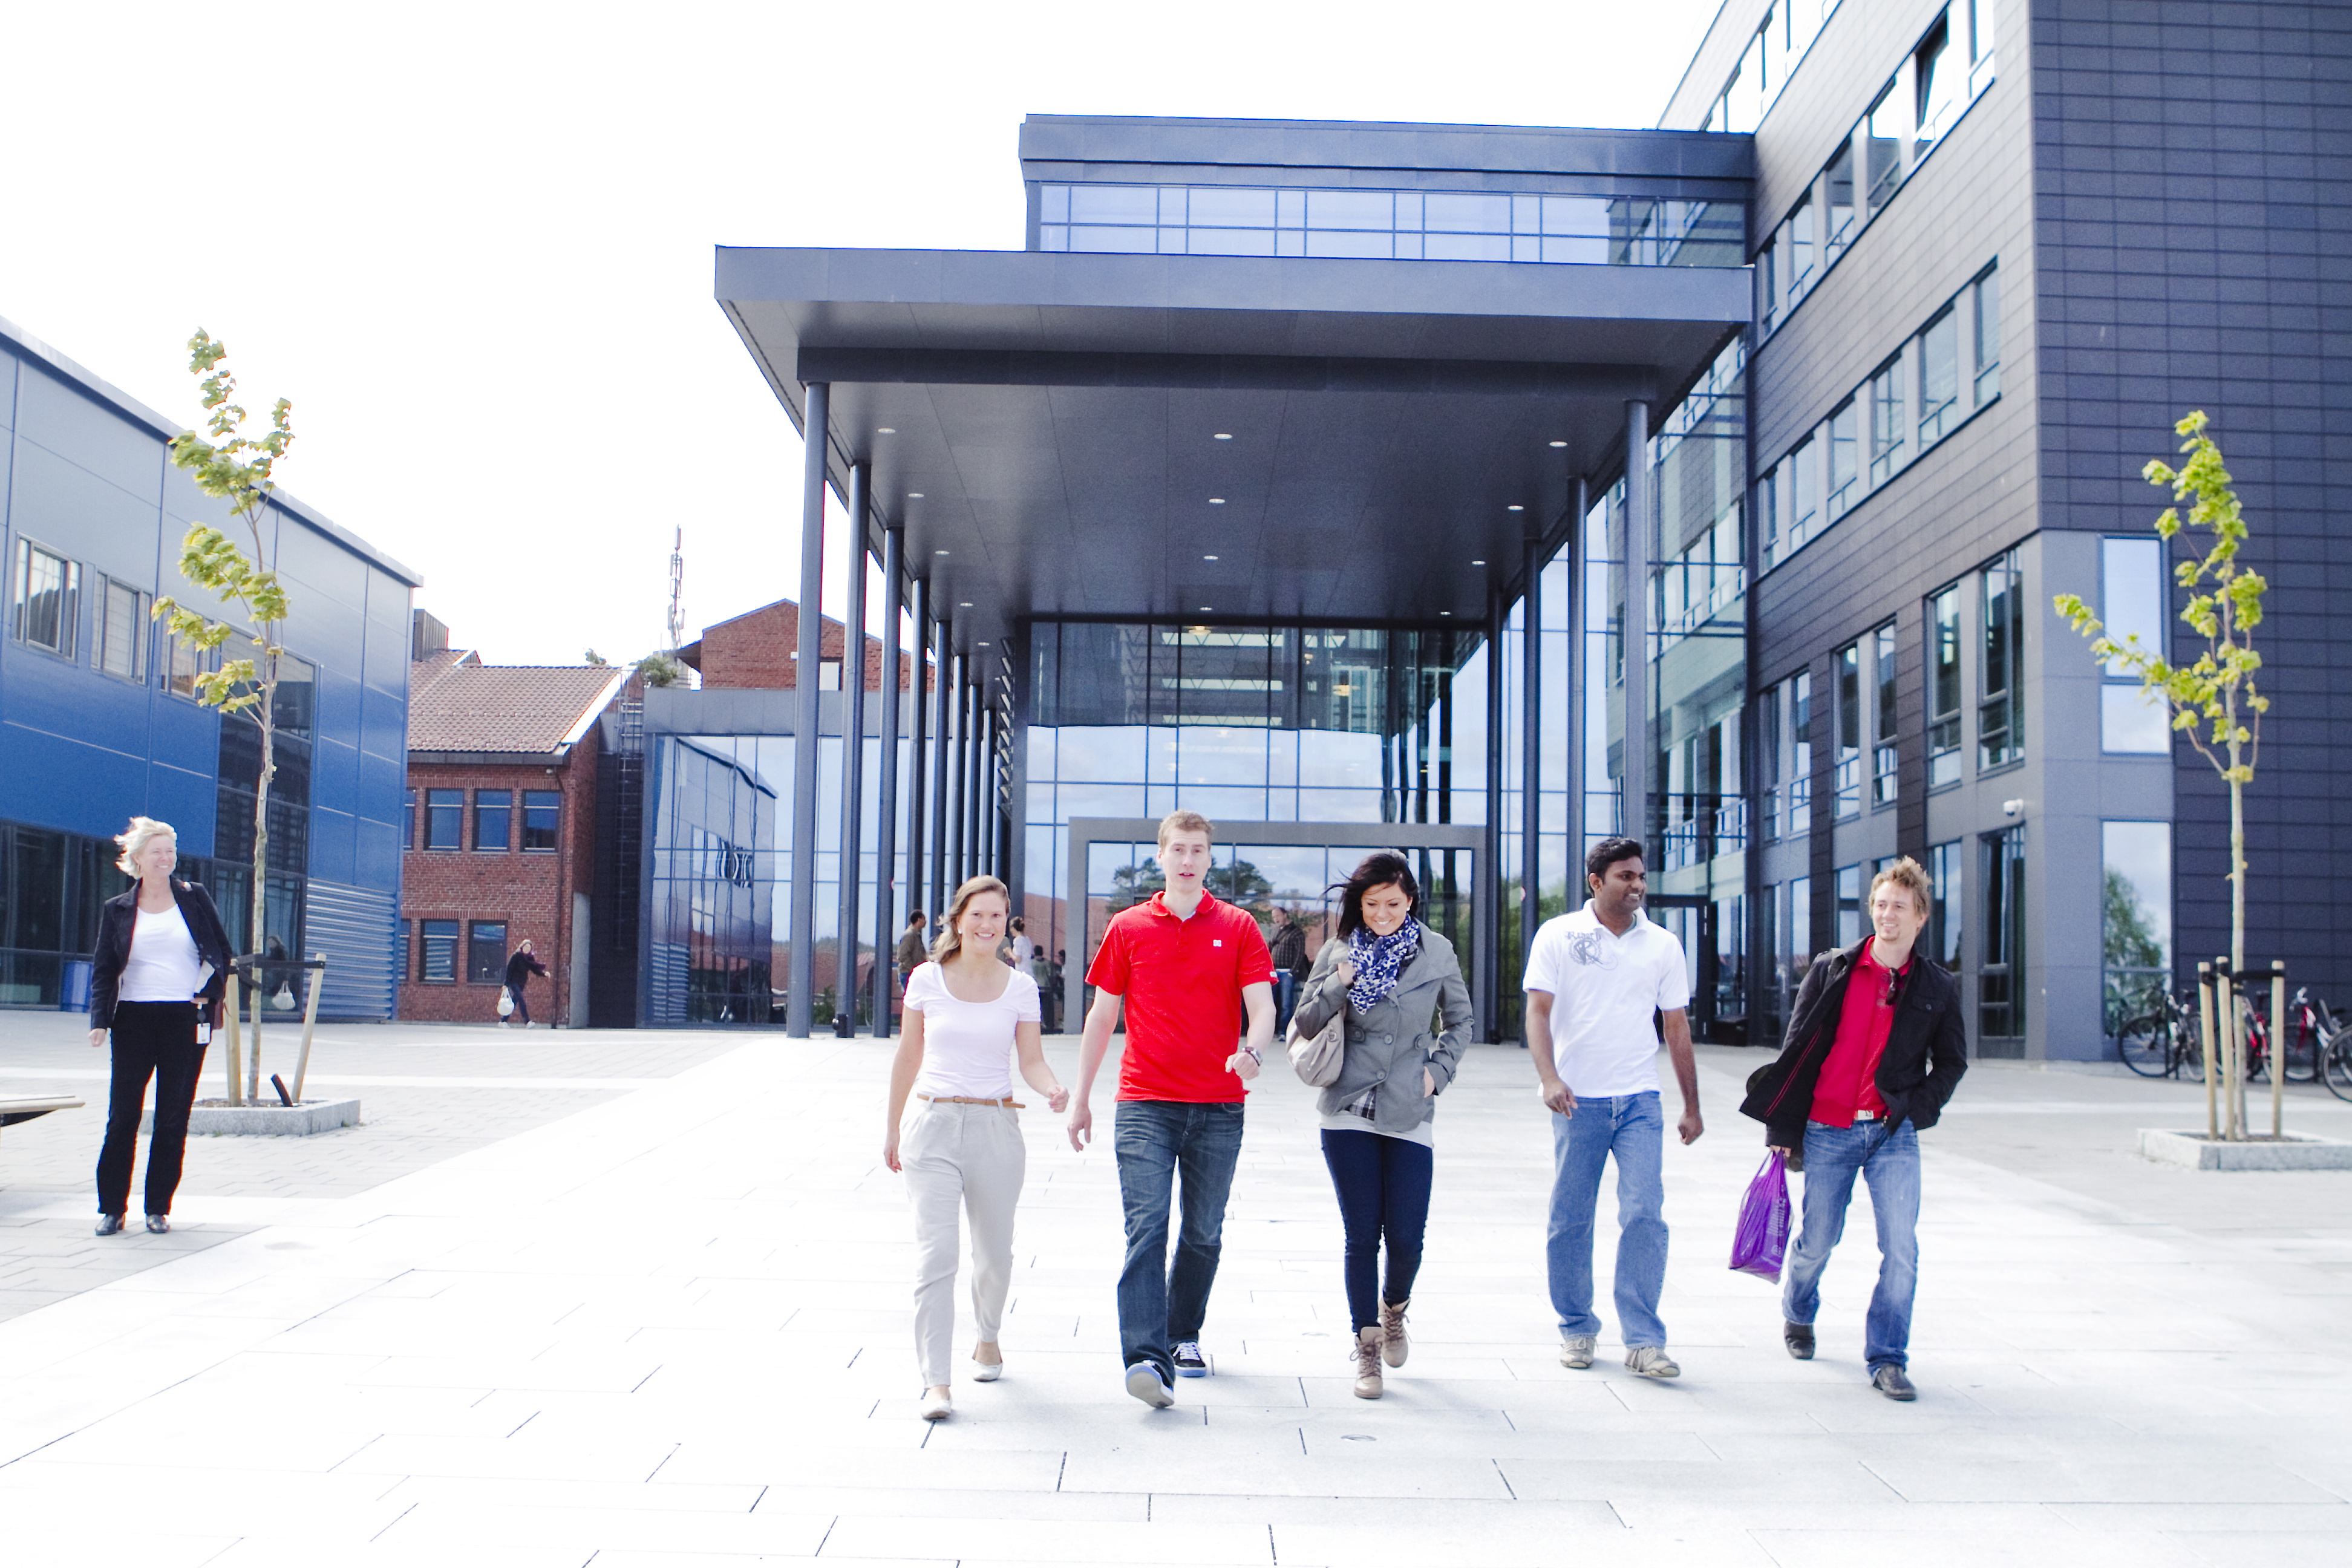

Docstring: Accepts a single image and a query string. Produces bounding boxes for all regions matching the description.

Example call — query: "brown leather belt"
[917,1094,1025,1108]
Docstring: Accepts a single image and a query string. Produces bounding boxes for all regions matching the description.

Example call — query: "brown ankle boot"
[1353,1325,1385,1399]
[1379,1299,1410,1367]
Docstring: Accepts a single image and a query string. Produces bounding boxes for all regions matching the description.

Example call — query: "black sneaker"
[1172,1341,1209,1377]
[1784,1321,1815,1360]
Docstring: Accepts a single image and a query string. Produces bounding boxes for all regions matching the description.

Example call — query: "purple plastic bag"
[1728,1150,1792,1283]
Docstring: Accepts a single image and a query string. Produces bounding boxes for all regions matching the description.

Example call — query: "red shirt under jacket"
[1085,889,1275,1103]
[1808,941,1910,1128]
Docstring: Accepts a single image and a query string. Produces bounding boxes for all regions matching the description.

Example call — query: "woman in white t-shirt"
[884,874,1067,1421]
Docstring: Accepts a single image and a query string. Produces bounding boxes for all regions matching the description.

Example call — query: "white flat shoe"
[971,1358,1003,1383]
[919,1392,952,1420]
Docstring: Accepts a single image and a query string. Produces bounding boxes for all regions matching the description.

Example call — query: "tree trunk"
[247,693,275,1106]
[2227,708,2246,1141]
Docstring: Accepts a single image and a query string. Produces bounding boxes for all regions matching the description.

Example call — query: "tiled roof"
[408,661,627,754]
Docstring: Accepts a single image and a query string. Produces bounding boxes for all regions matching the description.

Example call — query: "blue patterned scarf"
[1347,915,1423,1012]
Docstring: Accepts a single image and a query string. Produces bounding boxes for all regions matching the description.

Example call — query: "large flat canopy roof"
[717,245,1748,655]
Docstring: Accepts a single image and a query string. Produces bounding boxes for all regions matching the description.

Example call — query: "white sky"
[2,0,1717,667]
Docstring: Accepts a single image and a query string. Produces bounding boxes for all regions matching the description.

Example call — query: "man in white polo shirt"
[1523,836,1704,1379]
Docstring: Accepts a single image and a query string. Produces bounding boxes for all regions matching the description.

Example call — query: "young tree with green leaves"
[2055,411,2267,1136]
[152,332,298,1097]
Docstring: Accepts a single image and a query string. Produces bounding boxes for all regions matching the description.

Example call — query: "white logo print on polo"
[1213,939,1223,947]
[1566,930,1621,970]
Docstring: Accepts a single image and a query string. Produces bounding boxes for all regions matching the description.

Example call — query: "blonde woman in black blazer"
[86,817,232,1236]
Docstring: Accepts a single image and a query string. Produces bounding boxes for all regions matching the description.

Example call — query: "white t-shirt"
[1521,902,1691,1097]
[1010,933,1035,970]
[120,902,208,1003]
[904,960,1042,1100]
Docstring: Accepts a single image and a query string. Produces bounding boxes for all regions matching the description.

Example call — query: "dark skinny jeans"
[1320,1128,1434,1331]
[96,1001,207,1217]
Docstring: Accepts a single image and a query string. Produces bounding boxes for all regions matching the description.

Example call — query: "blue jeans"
[1114,1100,1246,1382]
[1782,1119,1921,1370]
[1546,1091,1668,1348]
[1274,972,1298,1034]
[1321,1129,1434,1331]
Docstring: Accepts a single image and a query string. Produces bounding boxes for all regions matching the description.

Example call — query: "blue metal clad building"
[0,315,419,1019]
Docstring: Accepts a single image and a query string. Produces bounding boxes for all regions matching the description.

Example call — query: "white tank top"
[120,902,206,1002]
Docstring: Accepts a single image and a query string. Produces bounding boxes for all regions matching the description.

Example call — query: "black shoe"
[1784,1321,1815,1360]
[96,1213,125,1236]
[1872,1364,1916,1401]
[1172,1341,1209,1377]
[145,1214,171,1234]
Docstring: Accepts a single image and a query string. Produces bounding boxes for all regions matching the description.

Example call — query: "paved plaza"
[2,1015,2349,1566]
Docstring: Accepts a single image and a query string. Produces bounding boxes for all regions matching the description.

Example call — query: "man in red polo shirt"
[1739,856,1967,1400]
[1068,809,1276,1407]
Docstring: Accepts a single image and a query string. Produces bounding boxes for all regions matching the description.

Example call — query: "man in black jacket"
[1739,857,1965,1400]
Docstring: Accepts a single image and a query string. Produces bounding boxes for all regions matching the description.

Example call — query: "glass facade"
[1037,185,1741,267]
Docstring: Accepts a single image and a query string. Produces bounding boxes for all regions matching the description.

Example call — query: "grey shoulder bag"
[1287,1003,1345,1087]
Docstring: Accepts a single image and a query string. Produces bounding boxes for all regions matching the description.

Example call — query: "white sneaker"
[971,1356,1003,1383]
[1125,1362,1175,1408]
[1625,1345,1681,1379]
[1559,1334,1596,1370]
[919,1391,952,1420]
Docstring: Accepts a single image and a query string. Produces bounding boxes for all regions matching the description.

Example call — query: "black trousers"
[507,979,532,1025]
[96,1001,207,1217]
[1321,1128,1434,1331]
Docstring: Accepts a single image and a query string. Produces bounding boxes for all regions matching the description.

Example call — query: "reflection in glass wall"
[2101,820,2171,1036]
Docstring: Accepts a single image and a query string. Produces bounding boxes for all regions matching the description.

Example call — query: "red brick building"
[678,598,908,691]
[399,631,627,1026]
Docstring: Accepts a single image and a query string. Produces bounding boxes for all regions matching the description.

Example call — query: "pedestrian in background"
[1293,852,1471,1399]
[884,875,1067,1421]
[1523,837,1704,1381]
[503,939,549,1027]
[1267,912,1307,1035]
[1740,857,1966,1401]
[1007,915,1034,973]
[85,817,231,1237]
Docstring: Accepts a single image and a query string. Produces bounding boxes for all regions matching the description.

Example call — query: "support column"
[786,382,830,1037]
[1622,402,1651,851]
[928,613,951,920]
[904,577,929,954]
[947,655,969,888]
[1520,506,1544,962]
[833,462,869,1037]
[872,524,904,1036]
[1565,477,1589,865]
[1483,586,1504,1044]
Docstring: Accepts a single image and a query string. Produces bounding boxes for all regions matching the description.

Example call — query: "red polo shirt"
[1809,942,1909,1128]
[1086,889,1275,1103]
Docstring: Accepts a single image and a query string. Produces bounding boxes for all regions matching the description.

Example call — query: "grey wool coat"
[1293,929,1474,1135]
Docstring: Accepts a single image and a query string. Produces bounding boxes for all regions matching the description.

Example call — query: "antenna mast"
[666,528,685,652]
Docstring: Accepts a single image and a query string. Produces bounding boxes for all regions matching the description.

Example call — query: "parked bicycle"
[2318,1002,2352,1103]
[2117,988,2204,1080]
[2241,987,2330,1084]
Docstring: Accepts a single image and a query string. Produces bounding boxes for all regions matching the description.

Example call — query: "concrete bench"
[1,1095,87,1156]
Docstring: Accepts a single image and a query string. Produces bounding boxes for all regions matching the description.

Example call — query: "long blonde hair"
[114,817,177,878]
[931,875,1010,965]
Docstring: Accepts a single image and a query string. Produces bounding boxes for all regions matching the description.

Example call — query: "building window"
[398,918,411,982]
[1979,548,2023,769]
[1757,240,1778,333]
[1832,642,1863,820]
[1872,622,1899,806]
[1927,584,1962,788]
[1785,193,1815,306]
[2100,537,2170,753]
[419,918,459,982]
[522,790,561,851]
[1826,401,1859,520]
[1980,825,2027,1048]
[403,788,417,849]
[424,789,463,850]
[1834,863,1864,946]
[1867,356,1905,486]
[1763,875,1814,1044]
[467,921,508,985]
[2102,820,2171,1036]
[1761,670,1813,840]
[1864,86,1905,212]
[10,540,80,659]
[474,789,512,851]
[1823,140,1855,263]
[1918,305,1959,445]
[1973,266,2001,405]
[94,577,149,681]
[1926,839,1962,970]
[166,633,211,698]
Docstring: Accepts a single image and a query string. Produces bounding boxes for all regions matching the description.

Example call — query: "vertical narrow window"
[1872,622,1899,805]
[95,577,149,680]
[1835,864,1863,946]
[399,918,411,982]
[403,788,417,849]
[1913,13,1959,149]
[2100,537,2170,752]
[1788,669,1813,825]
[1758,240,1778,332]
[1979,547,2024,769]
[1973,266,2002,404]
[1980,825,2027,1047]
[1759,680,1785,841]
[1759,465,1782,570]
[1918,305,1959,444]
[1823,142,1855,260]
[1833,641,1862,819]
[167,633,208,697]
[1927,584,1962,788]
[1968,0,1999,91]
[11,540,81,658]
[474,789,512,851]
[1868,356,1905,485]
[2101,820,2172,1036]
[1864,85,1906,212]
[1786,193,1815,304]
[1927,839,1962,969]
[1826,403,1859,519]
[523,790,562,851]
[420,918,459,982]
[425,789,463,849]
[1791,436,1819,550]
[467,921,509,985]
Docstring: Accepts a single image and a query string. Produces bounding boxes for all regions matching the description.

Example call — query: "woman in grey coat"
[1293,851,1472,1399]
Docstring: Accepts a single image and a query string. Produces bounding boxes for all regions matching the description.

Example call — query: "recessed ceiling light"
[1439,610,1454,616]
[935,549,949,556]
[1203,554,1219,561]
[1214,433,1233,440]
[1549,440,1567,448]
[878,427,897,434]
[976,641,989,646]
[1471,559,1486,566]
[959,601,973,608]
[1200,606,1213,612]
[1508,505,1524,512]
[907,492,924,499]
[1209,498,1226,505]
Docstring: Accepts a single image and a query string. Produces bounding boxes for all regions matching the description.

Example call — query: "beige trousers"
[902,1099,1027,1387]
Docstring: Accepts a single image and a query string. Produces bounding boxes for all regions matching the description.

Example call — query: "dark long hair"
[1330,852,1422,940]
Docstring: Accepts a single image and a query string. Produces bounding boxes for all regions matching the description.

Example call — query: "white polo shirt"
[1522,902,1691,1097]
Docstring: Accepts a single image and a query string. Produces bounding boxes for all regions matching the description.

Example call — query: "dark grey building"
[675,0,2346,1062]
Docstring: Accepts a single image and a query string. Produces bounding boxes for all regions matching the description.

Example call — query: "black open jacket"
[88,878,234,1030]
[1739,939,1968,1149]
[505,949,550,990]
